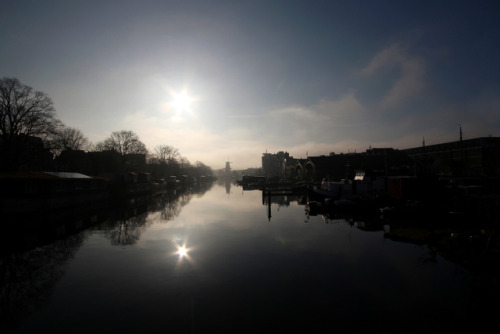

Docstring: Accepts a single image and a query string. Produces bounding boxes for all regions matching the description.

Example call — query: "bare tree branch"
[94,130,148,155]
[0,77,61,171]
[153,145,179,164]
[50,126,91,155]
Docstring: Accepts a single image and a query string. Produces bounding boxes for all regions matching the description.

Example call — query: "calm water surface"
[1,182,498,333]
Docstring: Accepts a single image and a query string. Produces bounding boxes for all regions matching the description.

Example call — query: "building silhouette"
[262,136,500,182]
[262,151,289,179]
[402,137,500,178]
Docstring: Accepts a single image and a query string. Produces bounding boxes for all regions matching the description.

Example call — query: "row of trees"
[0,77,213,179]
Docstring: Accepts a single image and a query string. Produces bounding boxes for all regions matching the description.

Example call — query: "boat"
[310,178,351,200]
[310,186,338,199]
[0,171,109,214]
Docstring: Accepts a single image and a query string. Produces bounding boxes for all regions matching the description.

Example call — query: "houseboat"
[0,171,109,214]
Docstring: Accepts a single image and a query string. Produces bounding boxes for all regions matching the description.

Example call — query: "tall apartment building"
[262,151,289,179]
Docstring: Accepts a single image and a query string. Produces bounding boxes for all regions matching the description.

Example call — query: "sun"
[177,246,188,257]
[171,90,193,111]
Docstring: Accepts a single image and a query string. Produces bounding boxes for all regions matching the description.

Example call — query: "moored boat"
[0,171,109,214]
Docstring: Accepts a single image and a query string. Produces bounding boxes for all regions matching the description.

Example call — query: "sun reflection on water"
[172,241,194,265]
[177,246,188,257]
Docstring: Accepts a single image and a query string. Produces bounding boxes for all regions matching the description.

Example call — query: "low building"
[298,148,413,182]
[402,137,500,178]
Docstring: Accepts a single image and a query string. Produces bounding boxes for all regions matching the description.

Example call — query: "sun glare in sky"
[2,2,499,169]
[171,90,194,112]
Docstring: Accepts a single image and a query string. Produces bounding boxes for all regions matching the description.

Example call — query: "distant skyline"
[1,0,499,169]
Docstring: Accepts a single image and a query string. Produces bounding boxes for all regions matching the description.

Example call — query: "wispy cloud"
[362,43,426,110]
[84,42,493,170]
[229,114,264,118]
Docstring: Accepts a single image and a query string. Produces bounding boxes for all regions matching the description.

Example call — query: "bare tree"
[0,77,61,170]
[51,126,91,155]
[95,130,147,155]
[193,161,213,177]
[147,145,180,178]
[179,156,192,170]
[153,145,179,164]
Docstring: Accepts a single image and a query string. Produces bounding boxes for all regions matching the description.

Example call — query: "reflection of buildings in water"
[303,201,385,230]
[216,174,233,195]
[0,232,85,329]
[262,191,307,221]
[0,207,109,330]
[1,181,215,250]
[261,189,305,206]
[103,194,154,246]
[0,182,217,329]
[106,183,217,246]
[103,187,199,245]
[111,181,215,229]
[154,191,184,221]
[103,212,150,246]
[2,207,108,254]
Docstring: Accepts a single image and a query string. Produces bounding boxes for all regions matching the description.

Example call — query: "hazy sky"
[1,0,499,169]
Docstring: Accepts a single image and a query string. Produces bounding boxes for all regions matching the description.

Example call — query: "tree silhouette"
[152,145,179,164]
[95,130,147,155]
[50,126,91,155]
[0,77,61,171]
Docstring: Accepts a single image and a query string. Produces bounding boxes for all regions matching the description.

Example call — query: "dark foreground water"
[1,182,499,333]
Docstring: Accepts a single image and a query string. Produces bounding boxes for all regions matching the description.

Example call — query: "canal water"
[1,182,498,333]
